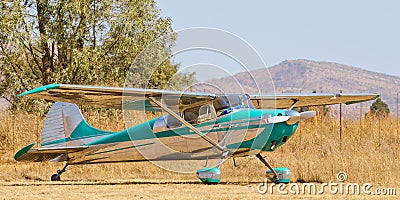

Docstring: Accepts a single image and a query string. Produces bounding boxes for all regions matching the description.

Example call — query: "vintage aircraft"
[14,84,379,183]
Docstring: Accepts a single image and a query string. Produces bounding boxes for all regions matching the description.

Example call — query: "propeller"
[262,110,320,125]
[285,110,320,125]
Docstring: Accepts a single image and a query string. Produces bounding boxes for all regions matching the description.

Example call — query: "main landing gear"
[196,151,229,184]
[197,153,291,185]
[51,163,69,181]
[256,153,290,184]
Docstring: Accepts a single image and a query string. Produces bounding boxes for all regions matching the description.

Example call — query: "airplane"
[14,83,379,184]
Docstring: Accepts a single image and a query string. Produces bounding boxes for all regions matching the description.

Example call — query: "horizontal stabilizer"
[14,142,88,162]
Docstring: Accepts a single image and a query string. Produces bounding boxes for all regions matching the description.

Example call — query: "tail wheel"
[51,174,60,181]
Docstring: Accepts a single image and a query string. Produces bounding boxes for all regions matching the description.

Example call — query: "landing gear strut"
[256,153,280,183]
[51,163,69,181]
[197,151,229,184]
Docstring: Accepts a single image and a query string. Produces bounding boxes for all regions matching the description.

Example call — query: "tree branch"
[18,38,43,77]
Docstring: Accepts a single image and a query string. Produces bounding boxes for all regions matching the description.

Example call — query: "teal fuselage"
[85,108,299,157]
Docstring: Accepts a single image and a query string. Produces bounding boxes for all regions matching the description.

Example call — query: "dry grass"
[0,109,399,187]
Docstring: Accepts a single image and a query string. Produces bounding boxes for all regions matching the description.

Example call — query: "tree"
[0,0,193,113]
[369,98,390,117]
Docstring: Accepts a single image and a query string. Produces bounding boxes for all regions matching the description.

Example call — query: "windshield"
[214,94,255,113]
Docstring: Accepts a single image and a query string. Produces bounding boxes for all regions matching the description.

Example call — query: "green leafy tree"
[0,0,193,113]
[369,98,390,117]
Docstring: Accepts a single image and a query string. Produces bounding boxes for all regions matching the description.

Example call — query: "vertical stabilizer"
[41,102,112,148]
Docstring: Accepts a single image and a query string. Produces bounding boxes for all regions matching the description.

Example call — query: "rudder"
[41,102,112,148]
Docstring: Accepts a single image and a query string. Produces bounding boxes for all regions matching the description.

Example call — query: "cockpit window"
[215,94,254,109]
[153,95,254,133]
[183,103,217,124]
[214,94,255,116]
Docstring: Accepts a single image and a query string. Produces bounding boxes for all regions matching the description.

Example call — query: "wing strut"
[148,97,224,151]
[288,99,299,110]
[256,153,278,177]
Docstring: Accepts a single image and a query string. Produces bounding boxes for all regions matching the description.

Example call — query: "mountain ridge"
[205,59,399,113]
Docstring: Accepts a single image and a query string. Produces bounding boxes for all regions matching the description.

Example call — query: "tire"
[273,175,280,184]
[51,174,60,181]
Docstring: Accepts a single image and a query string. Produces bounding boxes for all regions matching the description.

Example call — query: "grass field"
[0,109,399,199]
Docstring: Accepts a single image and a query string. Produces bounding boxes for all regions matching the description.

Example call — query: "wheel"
[273,175,280,184]
[51,174,60,181]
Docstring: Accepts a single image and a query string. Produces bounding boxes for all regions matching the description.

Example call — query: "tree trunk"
[36,0,52,85]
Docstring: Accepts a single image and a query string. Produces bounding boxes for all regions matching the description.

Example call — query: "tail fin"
[41,102,113,148]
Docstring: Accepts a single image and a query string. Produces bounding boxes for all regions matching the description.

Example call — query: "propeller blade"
[263,116,290,124]
[300,111,320,120]
[285,110,320,125]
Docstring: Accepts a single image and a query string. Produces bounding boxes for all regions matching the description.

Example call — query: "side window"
[165,114,182,128]
[197,104,216,123]
[153,114,182,133]
[184,111,198,124]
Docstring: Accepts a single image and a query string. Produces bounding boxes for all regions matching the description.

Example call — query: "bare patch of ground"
[0,181,397,200]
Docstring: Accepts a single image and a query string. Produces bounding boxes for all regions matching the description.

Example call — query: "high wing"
[19,84,379,110]
[249,93,380,109]
[19,84,217,111]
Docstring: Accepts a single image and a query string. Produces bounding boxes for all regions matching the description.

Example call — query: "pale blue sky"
[157,1,400,78]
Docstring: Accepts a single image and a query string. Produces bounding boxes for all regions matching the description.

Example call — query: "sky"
[156,1,400,79]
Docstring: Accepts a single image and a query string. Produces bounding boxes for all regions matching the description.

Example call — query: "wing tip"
[18,84,61,97]
[345,94,380,105]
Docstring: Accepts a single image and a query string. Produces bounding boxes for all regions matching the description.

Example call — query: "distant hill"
[201,59,400,114]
